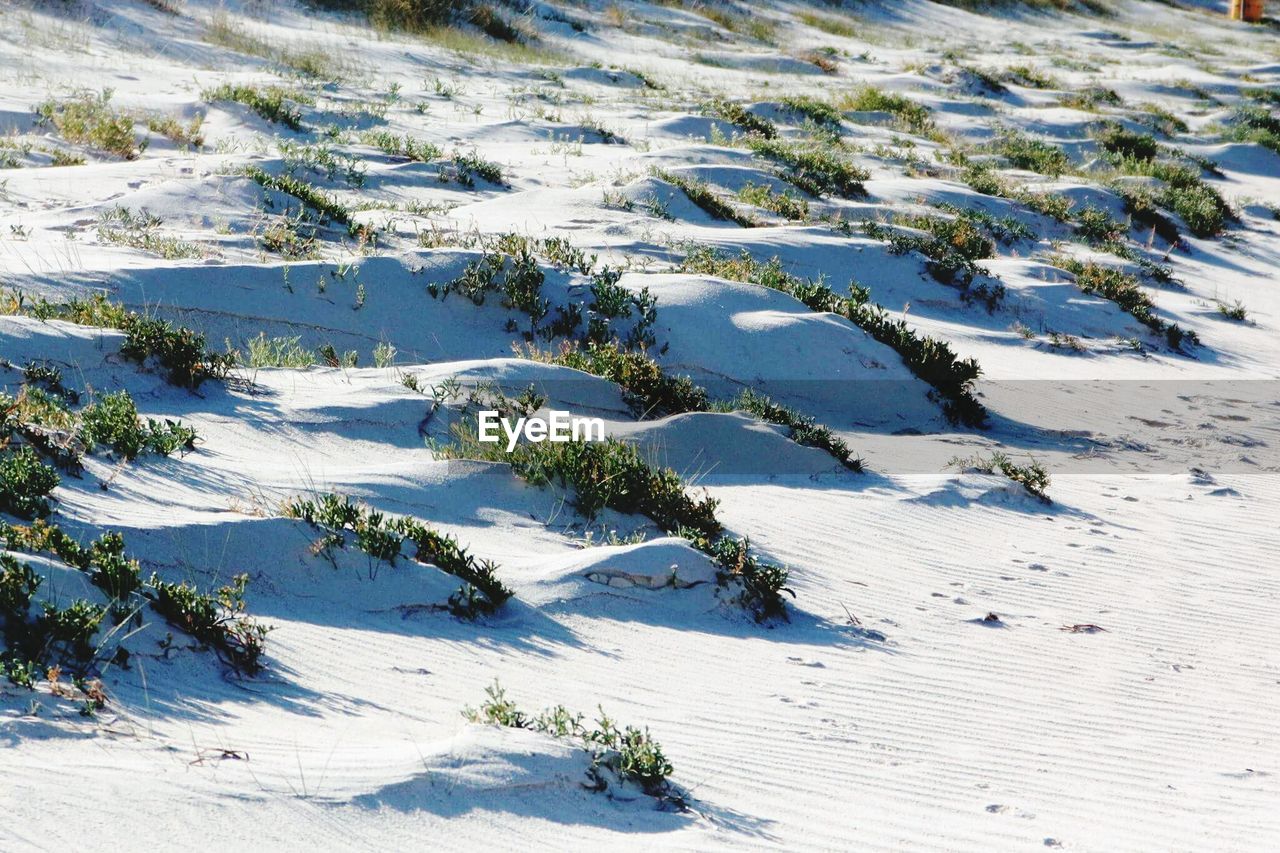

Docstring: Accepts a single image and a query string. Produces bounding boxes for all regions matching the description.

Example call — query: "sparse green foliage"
[465,681,678,801]
[34,89,143,160]
[746,137,867,198]
[203,83,306,131]
[950,452,1050,502]
[680,246,985,425]
[525,341,707,417]
[283,493,512,615]
[0,447,60,519]
[1049,257,1195,349]
[653,169,755,226]
[79,391,197,459]
[702,98,777,139]
[838,87,935,136]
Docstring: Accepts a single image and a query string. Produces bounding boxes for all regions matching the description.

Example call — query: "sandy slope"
[2,0,1279,850]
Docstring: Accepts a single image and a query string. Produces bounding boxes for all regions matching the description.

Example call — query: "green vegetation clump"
[243,166,359,232]
[701,98,777,139]
[2,519,270,682]
[438,425,791,620]
[0,447,60,519]
[1226,105,1280,157]
[950,451,1050,502]
[526,341,708,417]
[465,681,678,802]
[34,89,143,160]
[283,493,512,616]
[80,391,197,459]
[990,130,1072,177]
[838,87,935,137]
[746,137,868,198]
[1049,257,1196,349]
[714,389,861,472]
[443,150,504,186]
[680,247,985,426]
[861,217,1002,308]
[781,95,843,128]
[121,316,236,388]
[1110,159,1230,238]
[737,182,809,221]
[202,83,307,131]
[148,573,269,674]
[97,206,204,260]
[448,434,720,536]
[1095,123,1158,161]
[361,129,442,162]
[652,169,755,226]
[1060,85,1122,112]
[15,292,234,389]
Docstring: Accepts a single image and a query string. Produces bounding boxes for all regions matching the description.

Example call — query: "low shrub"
[715,389,861,472]
[283,493,512,615]
[990,130,1072,177]
[950,451,1050,502]
[652,169,755,226]
[680,246,985,425]
[203,83,306,131]
[148,573,268,674]
[838,87,935,136]
[79,390,197,459]
[0,447,59,519]
[526,340,707,417]
[1049,257,1196,349]
[781,95,843,128]
[737,182,810,221]
[746,137,867,198]
[1095,122,1158,161]
[34,89,143,160]
[465,681,678,802]
[701,98,777,139]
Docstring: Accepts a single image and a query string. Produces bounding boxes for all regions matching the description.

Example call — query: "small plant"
[1215,299,1248,321]
[652,169,755,226]
[245,333,316,368]
[782,95,842,128]
[361,130,442,163]
[243,166,359,233]
[950,452,1050,502]
[1,519,270,680]
[149,573,268,674]
[283,493,511,615]
[1074,205,1125,243]
[0,447,60,519]
[1059,85,1122,112]
[203,83,306,131]
[714,389,862,472]
[838,87,935,136]
[34,89,143,160]
[524,341,707,417]
[79,390,197,459]
[97,206,203,259]
[121,315,236,388]
[1048,257,1196,349]
[746,137,868,198]
[464,681,678,802]
[989,130,1072,177]
[680,246,985,425]
[701,98,777,139]
[1094,122,1158,161]
[737,182,809,221]
[443,150,504,187]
